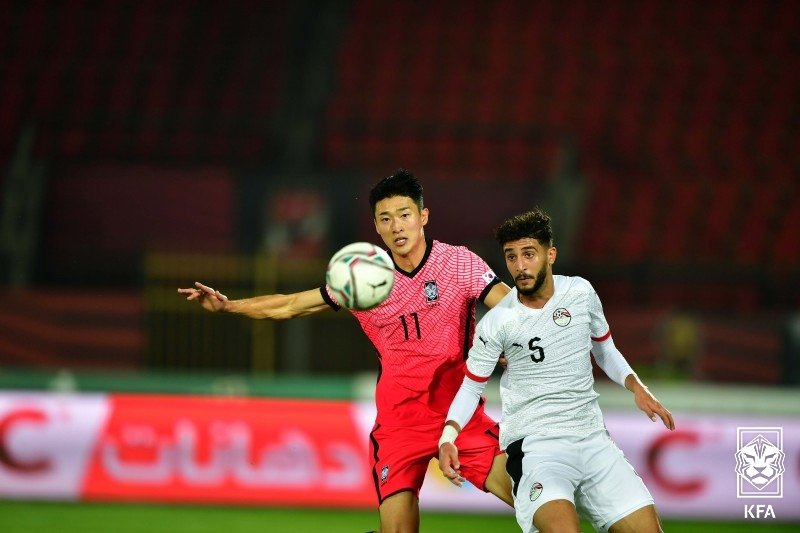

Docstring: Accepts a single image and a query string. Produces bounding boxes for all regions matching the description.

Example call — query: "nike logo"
[368,280,388,289]
[511,342,523,348]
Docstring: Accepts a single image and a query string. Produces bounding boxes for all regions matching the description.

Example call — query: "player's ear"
[420,207,429,226]
[548,246,557,266]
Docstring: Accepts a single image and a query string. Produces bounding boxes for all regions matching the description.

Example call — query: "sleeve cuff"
[465,367,491,383]
[319,285,341,311]
[478,276,501,303]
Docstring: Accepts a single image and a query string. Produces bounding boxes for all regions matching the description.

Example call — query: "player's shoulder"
[430,239,487,271]
[555,274,596,295]
[432,239,477,259]
[479,288,518,327]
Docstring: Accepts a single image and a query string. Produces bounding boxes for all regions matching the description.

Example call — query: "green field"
[0,501,795,533]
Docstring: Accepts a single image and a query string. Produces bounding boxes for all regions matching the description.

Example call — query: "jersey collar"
[393,237,433,278]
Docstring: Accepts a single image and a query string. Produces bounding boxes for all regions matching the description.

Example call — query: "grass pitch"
[0,500,794,533]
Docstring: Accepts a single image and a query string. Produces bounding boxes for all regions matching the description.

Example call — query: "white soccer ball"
[326,242,395,310]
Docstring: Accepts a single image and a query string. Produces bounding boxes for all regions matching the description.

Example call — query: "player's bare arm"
[625,373,676,430]
[483,281,512,308]
[177,282,330,320]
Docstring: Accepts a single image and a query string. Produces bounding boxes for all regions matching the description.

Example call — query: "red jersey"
[322,239,499,426]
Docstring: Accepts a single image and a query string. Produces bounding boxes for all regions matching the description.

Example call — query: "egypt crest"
[423,280,439,305]
[553,308,571,327]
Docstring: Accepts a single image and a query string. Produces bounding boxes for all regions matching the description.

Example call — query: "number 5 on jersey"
[528,337,545,362]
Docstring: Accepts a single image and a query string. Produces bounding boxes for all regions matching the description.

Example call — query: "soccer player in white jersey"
[438,209,675,533]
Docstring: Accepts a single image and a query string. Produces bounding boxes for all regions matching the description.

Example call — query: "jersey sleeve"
[445,375,487,431]
[588,287,610,340]
[457,247,499,303]
[592,336,635,387]
[465,315,504,381]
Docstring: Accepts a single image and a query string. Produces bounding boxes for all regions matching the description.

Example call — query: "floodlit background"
[0,1,798,532]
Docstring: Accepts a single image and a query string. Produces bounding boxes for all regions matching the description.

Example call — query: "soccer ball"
[326,242,395,310]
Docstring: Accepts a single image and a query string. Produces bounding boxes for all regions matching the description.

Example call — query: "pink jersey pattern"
[324,240,498,425]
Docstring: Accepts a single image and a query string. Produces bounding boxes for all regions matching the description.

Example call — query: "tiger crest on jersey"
[423,280,439,305]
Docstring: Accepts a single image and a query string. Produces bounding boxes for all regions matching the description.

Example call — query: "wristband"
[438,424,459,449]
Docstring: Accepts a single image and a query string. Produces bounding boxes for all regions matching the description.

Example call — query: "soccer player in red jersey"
[178,169,514,532]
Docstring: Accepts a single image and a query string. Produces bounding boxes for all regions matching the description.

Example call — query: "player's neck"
[393,236,428,272]
[517,277,555,309]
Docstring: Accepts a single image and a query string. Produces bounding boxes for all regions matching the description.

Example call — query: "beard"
[515,262,548,297]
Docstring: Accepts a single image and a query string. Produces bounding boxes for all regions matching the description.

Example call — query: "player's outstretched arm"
[177,282,330,320]
[625,373,675,431]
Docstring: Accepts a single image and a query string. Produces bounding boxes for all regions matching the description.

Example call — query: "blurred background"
[1,0,799,382]
[0,1,798,531]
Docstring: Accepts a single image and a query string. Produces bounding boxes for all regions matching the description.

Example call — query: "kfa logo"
[736,427,785,499]
[744,505,776,519]
[423,280,439,305]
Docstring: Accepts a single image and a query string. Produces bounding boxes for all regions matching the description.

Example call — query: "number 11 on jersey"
[400,313,421,340]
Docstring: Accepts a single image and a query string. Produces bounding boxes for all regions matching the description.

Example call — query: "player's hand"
[177,282,229,312]
[438,442,465,487]
[634,385,675,430]
[498,354,508,369]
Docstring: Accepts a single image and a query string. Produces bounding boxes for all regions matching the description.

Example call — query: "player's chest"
[368,276,468,329]
[503,300,591,365]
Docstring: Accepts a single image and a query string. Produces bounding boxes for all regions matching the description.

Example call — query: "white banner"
[0,392,109,499]
[1,391,798,523]
[388,405,800,521]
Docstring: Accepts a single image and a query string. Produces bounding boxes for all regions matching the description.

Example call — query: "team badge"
[530,481,543,501]
[552,308,571,327]
[482,270,496,285]
[736,427,785,498]
[381,465,390,485]
[423,280,439,304]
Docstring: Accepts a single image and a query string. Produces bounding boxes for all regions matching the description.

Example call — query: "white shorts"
[505,429,654,533]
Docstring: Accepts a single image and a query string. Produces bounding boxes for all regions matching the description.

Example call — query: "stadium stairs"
[0,289,142,370]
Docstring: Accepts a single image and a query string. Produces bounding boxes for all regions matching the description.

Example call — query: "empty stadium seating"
[0,1,289,164]
[323,0,799,310]
[0,1,796,381]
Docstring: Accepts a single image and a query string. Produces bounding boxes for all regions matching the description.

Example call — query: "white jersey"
[466,275,612,449]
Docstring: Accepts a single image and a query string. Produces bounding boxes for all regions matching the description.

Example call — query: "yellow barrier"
[144,252,340,374]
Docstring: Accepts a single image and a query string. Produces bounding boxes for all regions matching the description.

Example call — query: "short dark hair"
[369,169,424,214]
[495,208,554,248]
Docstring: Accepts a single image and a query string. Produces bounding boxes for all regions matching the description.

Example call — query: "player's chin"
[516,283,539,297]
